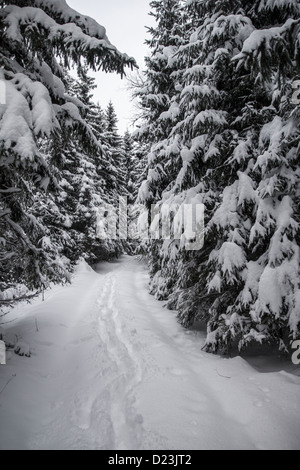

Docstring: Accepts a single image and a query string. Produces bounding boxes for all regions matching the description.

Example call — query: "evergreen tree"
[123,130,136,205]
[134,0,187,286]
[0,0,135,300]
[101,102,126,201]
[122,130,147,252]
[66,69,114,262]
[137,0,300,353]
[135,0,187,205]
[137,0,186,141]
[201,0,300,353]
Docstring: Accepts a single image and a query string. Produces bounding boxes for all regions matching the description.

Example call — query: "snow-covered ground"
[0,256,299,450]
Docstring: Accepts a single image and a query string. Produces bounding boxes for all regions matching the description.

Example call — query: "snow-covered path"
[0,256,300,450]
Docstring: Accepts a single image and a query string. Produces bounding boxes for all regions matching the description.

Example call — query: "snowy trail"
[96,272,144,450]
[0,256,300,450]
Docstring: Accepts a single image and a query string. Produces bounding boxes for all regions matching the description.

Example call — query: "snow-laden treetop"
[0,0,136,164]
[0,0,136,75]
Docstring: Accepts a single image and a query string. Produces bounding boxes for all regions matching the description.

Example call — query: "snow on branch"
[34,0,109,40]
[233,18,300,69]
[258,0,300,15]
[0,2,136,75]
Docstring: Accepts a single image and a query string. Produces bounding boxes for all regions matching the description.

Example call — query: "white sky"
[68,0,154,134]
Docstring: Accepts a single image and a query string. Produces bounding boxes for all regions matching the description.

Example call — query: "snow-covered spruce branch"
[0,4,136,75]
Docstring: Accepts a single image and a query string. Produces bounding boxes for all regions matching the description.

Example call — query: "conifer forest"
[0,0,299,452]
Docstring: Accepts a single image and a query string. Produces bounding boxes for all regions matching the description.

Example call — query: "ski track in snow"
[0,256,300,450]
[96,272,144,450]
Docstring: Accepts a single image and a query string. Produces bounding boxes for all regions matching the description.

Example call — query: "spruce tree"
[102,102,126,201]
[0,0,135,299]
[137,0,300,353]
[134,0,187,290]
[202,0,300,353]
[66,69,114,263]
[123,131,136,205]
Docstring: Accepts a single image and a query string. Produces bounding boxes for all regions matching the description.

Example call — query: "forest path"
[0,256,299,450]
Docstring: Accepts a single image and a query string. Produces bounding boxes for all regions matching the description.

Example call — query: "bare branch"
[0,189,21,194]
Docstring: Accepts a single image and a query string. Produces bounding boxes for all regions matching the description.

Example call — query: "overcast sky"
[68,0,154,134]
